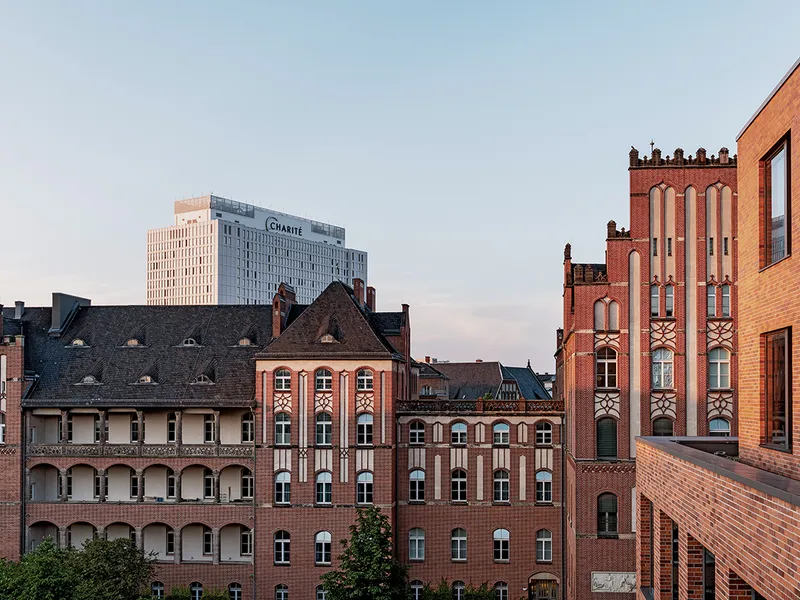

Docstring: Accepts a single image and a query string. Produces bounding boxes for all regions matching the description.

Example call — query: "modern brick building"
[557,146,739,599]
[1,280,562,600]
[636,58,800,600]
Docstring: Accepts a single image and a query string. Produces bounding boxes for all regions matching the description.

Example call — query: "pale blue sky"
[1,1,798,371]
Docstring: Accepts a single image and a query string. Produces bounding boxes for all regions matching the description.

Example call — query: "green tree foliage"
[420,580,495,600]
[164,585,191,600]
[199,588,229,600]
[321,506,408,600]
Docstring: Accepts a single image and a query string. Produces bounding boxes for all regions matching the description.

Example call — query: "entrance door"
[529,581,558,600]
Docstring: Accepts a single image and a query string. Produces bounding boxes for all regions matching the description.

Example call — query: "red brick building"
[636,58,800,600]
[1,280,562,600]
[557,147,739,599]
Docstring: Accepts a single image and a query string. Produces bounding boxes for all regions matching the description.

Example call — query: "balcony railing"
[27,444,254,458]
[396,398,564,413]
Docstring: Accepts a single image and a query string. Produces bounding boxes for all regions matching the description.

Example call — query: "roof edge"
[737,55,800,141]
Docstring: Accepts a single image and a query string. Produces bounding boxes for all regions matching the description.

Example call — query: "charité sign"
[265,216,303,237]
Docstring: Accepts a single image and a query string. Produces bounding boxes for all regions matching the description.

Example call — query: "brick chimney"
[366,286,376,312]
[353,279,365,307]
[476,359,483,363]
[272,283,296,339]
[14,301,24,320]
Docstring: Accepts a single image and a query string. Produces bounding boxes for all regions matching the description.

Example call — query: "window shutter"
[596,418,617,458]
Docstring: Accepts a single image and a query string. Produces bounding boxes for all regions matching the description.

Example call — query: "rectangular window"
[667,237,672,256]
[723,237,729,255]
[130,475,139,498]
[203,530,213,555]
[665,286,674,318]
[167,475,176,498]
[764,329,791,450]
[707,286,717,317]
[671,523,679,600]
[130,418,139,443]
[650,286,659,318]
[763,140,790,266]
[166,531,175,555]
[204,415,215,443]
[709,237,714,256]
[652,238,658,257]
[703,548,716,600]
[721,285,730,318]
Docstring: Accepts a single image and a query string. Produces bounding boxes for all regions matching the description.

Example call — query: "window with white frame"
[203,414,215,443]
[650,285,659,317]
[595,347,617,389]
[493,529,509,562]
[409,528,425,561]
[356,369,373,391]
[707,285,717,317]
[409,469,425,502]
[315,369,333,392]
[241,468,254,499]
[536,530,552,562]
[240,529,253,556]
[536,471,552,503]
[451,469,467,502]
[453,582,465,600]
[652,348,674,389]
[151,582,165,599]
[316,413,332,446]
[274,531,290,564]
[665,284,674,317]
[316,585,327,600]
[535,421,552,445]
[241,413,254,443]
[203,527,213,554]
[493,470,509,503]
[410,581,423,600]
[709,418,731,437]
[708,348,731,389]
[274,369,291,391]
[275,413,291,446]
[203,469,215,499]
[275,584,288,600]
[451,422,467,445]
[721,284,731,317]
[229,583,243,600]
[493,422,510,445]
[316,471,332,505]
[315,531,331,565]
[275,471,291,504]
[409,421,425,444]
[190,583,203,600]
[357,413,373,446]
[167,413,176,443]
[356,472,373,505]
[451,528,467,561]
[494,582,508,600]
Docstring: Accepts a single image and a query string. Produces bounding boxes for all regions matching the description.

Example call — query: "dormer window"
[125,338,141,347]
[193,374,213,384]
[182,338,198,347]
[70,339,87,347]
[320,334,335,344]
[81,375,99,385]
[237,337,252,346]
[137,375,154,384]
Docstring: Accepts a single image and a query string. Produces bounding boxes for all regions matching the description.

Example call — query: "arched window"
[535,421,553,446]
[665,284,674,317]
[237,337,252,346]
[608,301,619,330]
[275,584,288,600]
[493,470,509,503]
[203,468,215,499]
[410,581,424,600]
[275,413,291,446]
[356,369,374,391]
[316,471,332,505]
[653,417,673,436]
[316,585,327,600]
[652,348,674,389]
[409,421,425,444]
[274,471,291,505]
[193,373,213,384]
[229,583,243,600]
[594,300,605,330]
[451,469,467,502]
[315,369,333,392]
[241,468,254,499]
[708,348,731,389]
[596,418,617,459]
[315,413,332,446]
[451,528,467,561]
[709,418,731,437]
[493,529,509,561]
[409,469,425,502]
[453,582,465,600]
[356,472,373,505]
[451,422,467,445]
[356,413,373,446]
[151,582,165,599]
[536,530,552,562]
[274,531,290,564]
[315,531,332,565]
[494,582,508,600]
[650,285,660,317]
[721,284,731,317]
[182,338,198,347]
[409,528,425,561]
[595,348,617,389]
[598,493,618,537]
[190,583,203,600]
[493,422,510,446]
[707,285,717,317]
[241,412,254,443]
[167,412,176,443]
[536,471,552,503]
[274,369,291,391]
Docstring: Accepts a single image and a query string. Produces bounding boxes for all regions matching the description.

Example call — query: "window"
[453,582,465,600]
[316,586,327,600]
[203,527,213,554]
[672,522,679,600]
[665,284,674,317]
[315,413,332,446]
[707,285,717,317]
[275,585,288,600]
[275,413,291,446]
[536,530,552,562]
[598,493,618,537]
[274,531,290,564]
[703,548,716,600]
[721,284,731,317]
[764,329,791,450]
[356,472,373,505]
[493,422,510,445]
[241,468,254,499]
[709,237,714,256]
[650,285,659,317]
[595,347,617,389]
[667,237,672,257]
[451,469,467,502]
[493,470,509,503]
[499,381,519,399]
[763,139,789,266]
[241,413,254,443]
[315,369,333,392]
[535,421,553,445]
[204,414,215,443]
[166,529,175,555]
[274,369,291,391]
[652,348,674,389]
[709,418,730,437]
[240,529,253,555]
[708,348,731,389]
[275,471,291,504]
[409,528,425,561]
[93,472,102,498]
[356,413,373,446]
[653,417,673,436]
[409,421,425,444]
[356,369,373,391]
[315,531,332,564]
[723,237,729,256]
[229,583,243,600]
[166,470,176,498]
[536,471,552,503]
[316,471,332,505]
[167,413,176,443]
[596,418,617,459]
[410,581,423,600]
[652,237,658,257]
[451,528,467,561]
[203,469,215,499]
[130,473,140,499]
[451,422,467,445]
[493,529,509,561]
[190,583,203,600]
[93,416,101,443]
[495,583,508,600]
[151,582,165,599]
[409,469,425,502]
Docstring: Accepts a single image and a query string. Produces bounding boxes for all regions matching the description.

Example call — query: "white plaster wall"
[220,467,242,501]
[70,523,94,548]
[30,467,59,501]
[106,523,132,541]
[107,466,133,501]
[220,411,245,445]
[181,466,204,500]
[30,416,60,444]
[30,523,58,548]
[182,414,205,444]
[108,413,133,444]
[144,466,168,499]
[145,412,168,444]
[220,526,248,562]
[143,525,168,560]
[71,466,94,501]
[181,525,211,562]
[72,414,95,444]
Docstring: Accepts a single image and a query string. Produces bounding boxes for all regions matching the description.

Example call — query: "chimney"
[425,356,430,364]
[272,296,283,339]
[353,279,365,307]
[14,301,24,320]
[719,147,730,164]
[476,359,483,363]
[607,220,616,239]
[366,286,376,312]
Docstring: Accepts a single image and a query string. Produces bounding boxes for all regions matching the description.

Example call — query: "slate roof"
[502,366,551,400]
[415,361,448,379]
[2,304,272,408]
[432,361,550,400]
[259,281,405,360]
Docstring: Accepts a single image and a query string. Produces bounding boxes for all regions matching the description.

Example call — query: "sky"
[1,1,798,372]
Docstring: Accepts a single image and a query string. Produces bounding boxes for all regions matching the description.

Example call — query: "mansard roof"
[432,361,551,400]
[2,304,271,408]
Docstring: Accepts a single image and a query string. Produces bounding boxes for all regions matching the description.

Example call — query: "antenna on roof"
[650,139,655,154]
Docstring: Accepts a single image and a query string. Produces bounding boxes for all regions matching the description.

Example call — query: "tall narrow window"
[230,584,243,600]
[764,329,791,450]
[493,470,509,503]
[536,530,552,562]
[241,413,254,443]
[204,415,215,443]
[451,422,467,445]
[241,468,254,499]
[130,472,139,498]
[709,237,714,256]
[315,531,332,565]
[275,413,291,446]
[703,549,716,600]
[707,286,717,317]
[152,582,165,599]
[536,471,552,503]
[652,348,674,389]
[275,471,291,504]
[721,285,730,317]
[451,469,467,502]
[493,422,510,445]
[409,421,425,444]
[598,493,618,537]
[203,527,213,554]
[356,472,373,505]
[166,470,176,498]
[409,528,425,561]
[493,529,509,562]
[274,531,290,564]
[316,471,332,505]
[708,348,731,390]
[665,284,674,317]
[166,529,175,554]
[595,348,617,389]
[453,582,465,600]
[409,469,425,502]
[672,523,679,600]
[764,140,789,266]
[410,581,423,600]
[356,414,373,446]
[190,583,203,600]
[203,468,215,498]
[666,237,673,256]
[650,285,659,317]
[723,237,729,255]
[652,238,658,257]
[315,413,332,446]
[596,418,617,459]
[451,528,467,561]
[167,413,176,443]
[495,583,508,600]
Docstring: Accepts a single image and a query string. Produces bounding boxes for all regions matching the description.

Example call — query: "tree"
[321,506,407,600]
[72,538,155,600]
[0,538,78,600]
